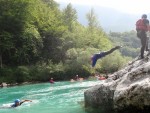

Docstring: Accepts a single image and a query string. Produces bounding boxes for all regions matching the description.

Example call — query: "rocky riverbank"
[84,54,150,113]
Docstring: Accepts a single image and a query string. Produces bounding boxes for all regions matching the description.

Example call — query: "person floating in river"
[49,78,55,84]
[74,75,79,81]
[11,99,32,107]
[91,46,122,67]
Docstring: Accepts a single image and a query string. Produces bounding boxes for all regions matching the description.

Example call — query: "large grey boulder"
[84,55,150,112]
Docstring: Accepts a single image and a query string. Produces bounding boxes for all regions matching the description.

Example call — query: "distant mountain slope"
[58,2,150,32]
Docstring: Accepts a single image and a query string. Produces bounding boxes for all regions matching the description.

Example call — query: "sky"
[54,0,150,14]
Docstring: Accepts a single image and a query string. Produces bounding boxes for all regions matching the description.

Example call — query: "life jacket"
[99,76,106,80]
[136,19,148,31]
[49,80,54,83]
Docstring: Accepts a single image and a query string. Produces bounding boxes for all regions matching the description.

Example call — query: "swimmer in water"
[11,99,32,107]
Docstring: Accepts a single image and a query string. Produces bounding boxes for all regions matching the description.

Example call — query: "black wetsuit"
[91,46,120,67]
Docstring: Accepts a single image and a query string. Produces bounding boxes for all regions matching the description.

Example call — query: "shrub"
[14,66,30,83]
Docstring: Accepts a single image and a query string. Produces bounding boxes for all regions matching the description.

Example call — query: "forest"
[0,0,140,83]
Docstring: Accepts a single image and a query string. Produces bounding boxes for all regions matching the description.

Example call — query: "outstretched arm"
[20,100,32,105]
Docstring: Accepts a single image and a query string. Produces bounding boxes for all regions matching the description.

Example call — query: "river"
[0,80,104,113]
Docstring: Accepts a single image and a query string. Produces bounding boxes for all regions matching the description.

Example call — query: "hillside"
[58,2,150,32]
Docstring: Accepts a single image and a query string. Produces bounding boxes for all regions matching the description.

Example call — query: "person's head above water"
[11,99,32,107]
[14,99,20,105]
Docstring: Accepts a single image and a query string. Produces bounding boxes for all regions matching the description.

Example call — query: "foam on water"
[0,80,103,113]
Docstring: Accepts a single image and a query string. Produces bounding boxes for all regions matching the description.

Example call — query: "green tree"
[0,0,66,66]
[0,0,30,66]
[86,8,100,32]
[62,3,77,31]
[109,31,140,58]
[0,32,14,68]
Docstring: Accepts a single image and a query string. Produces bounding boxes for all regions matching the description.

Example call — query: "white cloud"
[54,0,150,14]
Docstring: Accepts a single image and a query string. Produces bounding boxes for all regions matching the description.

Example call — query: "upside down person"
[91,46,122,67]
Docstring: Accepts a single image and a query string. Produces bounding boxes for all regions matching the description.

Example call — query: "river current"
[0,80,104,113]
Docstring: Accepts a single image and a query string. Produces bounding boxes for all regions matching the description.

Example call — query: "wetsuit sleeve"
[11,104,15,107]
[20,101,24,105]
[143,19,149,25]
[20,100,27,105]
[144,19,150,31]
[20,100,32,105]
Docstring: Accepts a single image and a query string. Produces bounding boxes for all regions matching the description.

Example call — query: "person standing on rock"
[136,14,150,59]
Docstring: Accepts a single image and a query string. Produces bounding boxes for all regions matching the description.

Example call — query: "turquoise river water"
[0,80,105,113]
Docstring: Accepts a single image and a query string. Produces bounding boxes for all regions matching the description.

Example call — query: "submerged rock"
[84,54,150,113]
